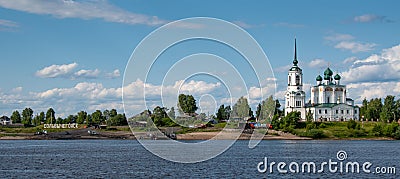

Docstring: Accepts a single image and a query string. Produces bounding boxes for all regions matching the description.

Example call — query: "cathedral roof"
[334,74,341,80]
[316,75,322,81]
[324,67,333,76]
[289,38,302,71]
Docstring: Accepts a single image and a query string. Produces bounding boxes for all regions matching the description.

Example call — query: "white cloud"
[353,14,392,23]
[105,69,120,79]
[73,69,100,79]
[334,41,377,53]
[0,19,18,31]
[36,62,78,78]
[232,20,263,29]
[308,58,328,68]
[0,79,279,118]
[11,87,23,93]
[347,82,400,104]
[341,44,400,84]
[325,32,376,53]
[324,33,354,42]
[343,57,359,64]
[36,62,121,79]
[0,0,167,26]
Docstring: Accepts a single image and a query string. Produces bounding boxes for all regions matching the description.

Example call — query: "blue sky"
[0,0,399,117]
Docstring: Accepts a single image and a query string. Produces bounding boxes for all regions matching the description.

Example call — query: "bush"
[372,123,384,136]
[306,122,316,131]
[300,129,326,139]
[319,123,326,128]
[347,120,357,129]
[383,122,399,137]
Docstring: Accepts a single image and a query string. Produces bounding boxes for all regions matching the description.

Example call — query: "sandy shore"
[177,130,311,140]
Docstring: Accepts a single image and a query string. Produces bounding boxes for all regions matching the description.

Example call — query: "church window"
[295,101,301,107]
[341,110,344,114]
[325,109,327,114]
[327,97,330,103]
[288,76,291,86]
[336,110,338,114]
[355,110,357,114]
[295,75,300,85]
[318,110,321,114]
[346,110,349,114]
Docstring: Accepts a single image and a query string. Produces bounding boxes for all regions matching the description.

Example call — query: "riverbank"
[1,127,395,140]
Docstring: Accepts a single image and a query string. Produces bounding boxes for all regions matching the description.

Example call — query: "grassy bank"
[289,121,400,139]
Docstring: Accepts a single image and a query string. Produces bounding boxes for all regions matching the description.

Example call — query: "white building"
[284,39,359,121]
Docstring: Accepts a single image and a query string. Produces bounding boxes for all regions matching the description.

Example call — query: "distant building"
[0,116,12,125]
[284,39,359,121]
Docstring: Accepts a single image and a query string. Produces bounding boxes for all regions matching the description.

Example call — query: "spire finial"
[293,38,298,66]
[294,38,297,60]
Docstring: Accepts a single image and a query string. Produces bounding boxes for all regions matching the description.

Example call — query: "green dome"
[324,74,330,80]
[324,67,333,76]
[316,75,322,81]
[334,74,341,80]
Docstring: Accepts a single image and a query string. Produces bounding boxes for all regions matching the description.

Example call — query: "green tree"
[91,110,104,125]
[216,104,229,122]
[306,109,313,122]
[65,115,76,124]
[110,109,118,119]
[103,109,110,121]
[215,104,226,121]
[11,110,21,123]
[152,106,168,126]
[280,111,300,131]
[167,107,175,119]
[33,114,41,126]
[275,99,282,115]
[21,108,34,126]
[248,107,254,117]
[256,103,262,119]
[110,113,127,126]
[46,108,56,124]
[178,94,198,115]
[366,98,382,121]
[360,98,368,121]
[258,96,276,121]
[39,112,45,123]
[232,96,250,118]
[380,95,396,123]
[77,111,87,124]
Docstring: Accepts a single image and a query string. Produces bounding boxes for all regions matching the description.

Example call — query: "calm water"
[0,140,399,178]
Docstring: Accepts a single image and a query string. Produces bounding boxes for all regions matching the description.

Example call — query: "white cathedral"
[284,39,359,121]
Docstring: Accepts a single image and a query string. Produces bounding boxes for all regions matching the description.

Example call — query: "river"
[0,140,398,178]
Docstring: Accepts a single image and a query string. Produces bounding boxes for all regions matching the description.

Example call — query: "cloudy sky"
[0,0,399,117]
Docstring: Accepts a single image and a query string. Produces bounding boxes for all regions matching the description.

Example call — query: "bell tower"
[285,38,306,119]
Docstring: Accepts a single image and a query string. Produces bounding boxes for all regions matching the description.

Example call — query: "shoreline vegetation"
[1,94,399,141]
[0,120,397,140]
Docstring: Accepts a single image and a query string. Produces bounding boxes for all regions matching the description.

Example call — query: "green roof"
[316,75,322,81]
[324,67,333,76]
[334,74,341,80]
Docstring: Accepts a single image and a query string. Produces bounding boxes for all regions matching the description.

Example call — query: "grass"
[291,121,390,139]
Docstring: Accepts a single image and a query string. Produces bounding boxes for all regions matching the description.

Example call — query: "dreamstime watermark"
[123,17,276,163]
[257,150,396,175]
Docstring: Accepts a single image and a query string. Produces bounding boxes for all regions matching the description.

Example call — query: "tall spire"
[293,38,298,66]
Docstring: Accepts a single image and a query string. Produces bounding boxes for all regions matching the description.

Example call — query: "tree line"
[360,95,400,122]
[144,94,282,127]
[9,108,127,127]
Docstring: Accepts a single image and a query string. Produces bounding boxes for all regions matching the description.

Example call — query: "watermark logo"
[257,150,396,175]
[123,17,275,163]
[336,150,347,161]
